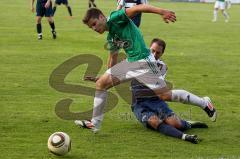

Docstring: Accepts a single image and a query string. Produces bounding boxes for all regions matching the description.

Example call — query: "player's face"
[150,42,164,60]
[87,15,107,34]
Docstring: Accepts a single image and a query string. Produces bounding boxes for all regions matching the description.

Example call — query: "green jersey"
[106,9,150,62]
[217,0,225,2]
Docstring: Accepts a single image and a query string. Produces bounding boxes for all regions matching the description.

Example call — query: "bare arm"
[107,52,118,68]
[31,0,35,12]
[125,4,176,23]
[84,52,118,82]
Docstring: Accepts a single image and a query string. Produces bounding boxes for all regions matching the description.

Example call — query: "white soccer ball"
[47,132,71,156]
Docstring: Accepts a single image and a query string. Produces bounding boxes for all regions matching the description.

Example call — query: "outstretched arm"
[125,4,176,23]
[84,51,118,82]
[107,52,118,68]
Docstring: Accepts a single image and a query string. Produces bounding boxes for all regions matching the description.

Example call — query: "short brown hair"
[150,38,166,53]
[82,8,104,24]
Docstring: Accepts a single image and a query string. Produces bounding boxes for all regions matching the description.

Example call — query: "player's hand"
[45,1,50,8]
[161,10,176,23]
[31,6,35,13]
[84,76,99,82]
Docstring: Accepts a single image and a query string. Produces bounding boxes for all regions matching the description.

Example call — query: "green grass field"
[1,0,240,158]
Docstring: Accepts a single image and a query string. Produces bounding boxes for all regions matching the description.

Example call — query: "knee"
[96,80,107,90]
[165,115,182,129]
[96,80,103,89]
[36,17,41,24]
[169,122,182,129]
[147,115,161,130]
[158,91,172,101]
[96,74,119,90]
[159,94,169,101]
[154,87,172,101]
[47,17,54,23]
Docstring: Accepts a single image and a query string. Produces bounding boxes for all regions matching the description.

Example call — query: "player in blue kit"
[76,38,209,144]
[31,0,57,40]
[131,38,209,144]
[131,80,207,144]
[52,0,73,17]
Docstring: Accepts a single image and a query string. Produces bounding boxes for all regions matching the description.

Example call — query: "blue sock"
[179,120,191,131]
[157,123,183,139]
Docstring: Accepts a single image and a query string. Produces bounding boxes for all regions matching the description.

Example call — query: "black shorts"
[55,0,68,5]
[36,1,53,17]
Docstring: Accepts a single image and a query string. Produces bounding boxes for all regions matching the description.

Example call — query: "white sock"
[223,11,229,20]
[182,134,187,140]
[213,10,218,21]
[91,90,108,123]
[171,90,207,109]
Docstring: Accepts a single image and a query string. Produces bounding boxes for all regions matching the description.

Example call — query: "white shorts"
[214,1,226,10]
[106,54,166,90]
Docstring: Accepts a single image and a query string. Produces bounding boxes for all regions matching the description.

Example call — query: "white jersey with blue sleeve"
[156,59,167,79]
[117,0,148,8]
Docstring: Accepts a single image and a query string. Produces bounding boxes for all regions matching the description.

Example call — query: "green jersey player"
[76,38,210,144]
[78,5,216,132]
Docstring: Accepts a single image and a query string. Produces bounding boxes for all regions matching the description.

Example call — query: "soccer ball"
[47,132,71,156]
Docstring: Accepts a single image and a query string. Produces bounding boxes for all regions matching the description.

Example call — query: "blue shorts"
[36,1,53,17]
[55,0,68,5]
[132,97,174,128]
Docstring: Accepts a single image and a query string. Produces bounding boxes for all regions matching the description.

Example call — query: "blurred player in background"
[52,0,73,17]
[225,0,231,9]
[31,0,57,40]
[212,0,230,22]
[89,0,97,8]
[117,0,148,27]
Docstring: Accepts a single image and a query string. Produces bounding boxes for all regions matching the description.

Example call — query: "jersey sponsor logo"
[155,81,160,86]
[105,34,132,51]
